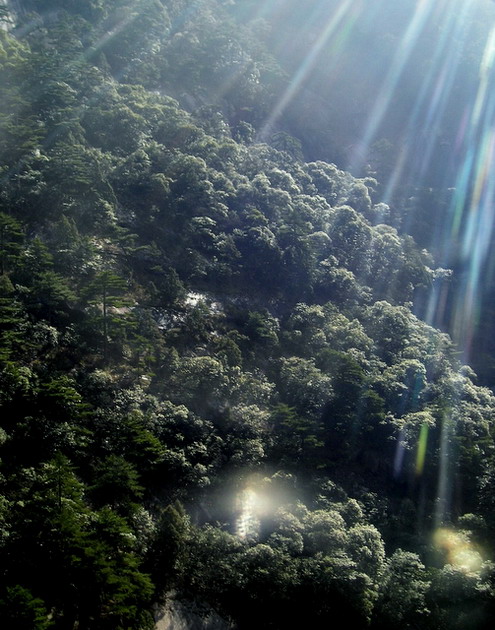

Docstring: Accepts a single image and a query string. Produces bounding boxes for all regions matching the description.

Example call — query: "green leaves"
[0,213,23,276]
[83,270,132,362]
[0,585,53,630]
[0,455,154,629]
[1,3,495,628]
[269,403,324,470]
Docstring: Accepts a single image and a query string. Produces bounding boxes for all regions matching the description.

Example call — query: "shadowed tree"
[83,270,131,362]
[0,213,23,276]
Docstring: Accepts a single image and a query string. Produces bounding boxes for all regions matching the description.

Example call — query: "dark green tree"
[0,213,23,276]
[0,585,53,630]
[83,270,131,362]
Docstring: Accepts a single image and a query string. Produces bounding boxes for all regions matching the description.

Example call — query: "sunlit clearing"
[433,528,484,573]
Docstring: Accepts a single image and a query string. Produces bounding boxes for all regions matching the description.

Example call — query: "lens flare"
[234,478,287,540]
[349,0,437,174]
[235,483,276,540]
[433,527,483,573]
[435,409,455,527]
[235,487,261,540]
[415,423,429,476]
[259,0,357,139]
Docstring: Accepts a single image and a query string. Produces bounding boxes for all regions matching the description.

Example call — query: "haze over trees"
[1,0,495,628]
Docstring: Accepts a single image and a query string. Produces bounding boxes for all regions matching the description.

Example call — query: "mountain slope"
[0,2,495,628]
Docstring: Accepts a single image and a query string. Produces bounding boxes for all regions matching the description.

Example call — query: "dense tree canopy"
[0,0,495,628]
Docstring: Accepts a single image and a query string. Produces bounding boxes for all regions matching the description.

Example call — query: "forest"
[1,0,495,628]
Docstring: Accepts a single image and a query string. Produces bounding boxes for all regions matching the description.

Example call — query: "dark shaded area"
[0,1,494,628]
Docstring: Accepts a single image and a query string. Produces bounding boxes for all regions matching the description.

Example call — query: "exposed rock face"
[155,597,235,630]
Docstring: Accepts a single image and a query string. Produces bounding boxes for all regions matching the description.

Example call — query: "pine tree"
[0,213,23,276]
[83,270,131,362]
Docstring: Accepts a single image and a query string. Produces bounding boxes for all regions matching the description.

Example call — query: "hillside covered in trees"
[1,0,495,628]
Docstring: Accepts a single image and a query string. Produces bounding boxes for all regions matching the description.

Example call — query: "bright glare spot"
[433,527,484,573]
[236,487,261,540]
[235,483,279,540]
[451,547,483,573]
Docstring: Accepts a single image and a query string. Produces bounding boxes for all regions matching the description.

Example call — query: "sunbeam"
[348,0,437,174]
[259,0,358,140]
[434,22,495,364]
[4,1,495,626]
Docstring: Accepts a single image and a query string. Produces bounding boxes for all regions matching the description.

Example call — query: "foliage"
[0,2,493,628]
